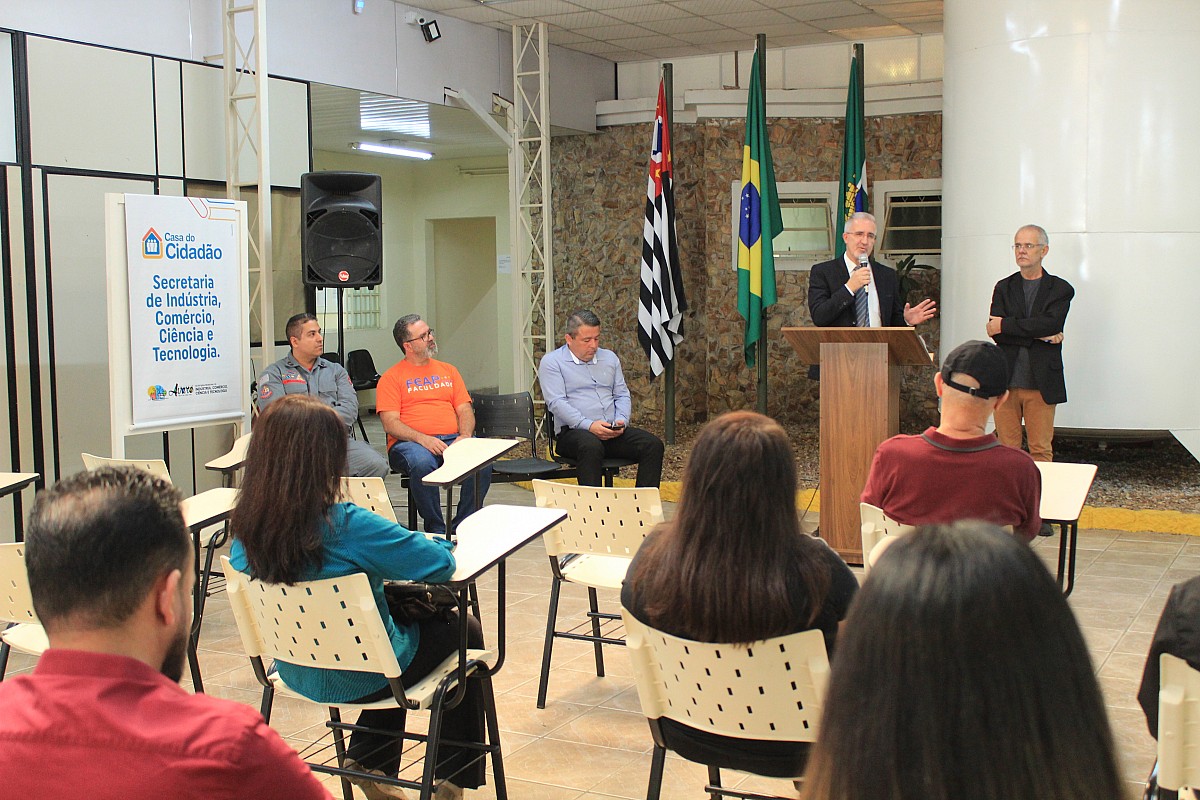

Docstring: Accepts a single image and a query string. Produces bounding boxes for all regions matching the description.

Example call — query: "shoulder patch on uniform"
[258,385,272,399]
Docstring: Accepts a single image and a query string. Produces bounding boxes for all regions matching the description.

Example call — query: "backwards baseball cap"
[940,340,1009,399]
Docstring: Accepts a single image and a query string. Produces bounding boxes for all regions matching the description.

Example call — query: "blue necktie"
[855,286,870,327]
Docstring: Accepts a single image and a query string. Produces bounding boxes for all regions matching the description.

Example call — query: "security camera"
[404,12,426,25]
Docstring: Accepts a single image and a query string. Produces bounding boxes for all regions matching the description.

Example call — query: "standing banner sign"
[106,194,250,454]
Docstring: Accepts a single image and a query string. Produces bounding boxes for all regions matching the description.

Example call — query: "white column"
[941,0,1200,451]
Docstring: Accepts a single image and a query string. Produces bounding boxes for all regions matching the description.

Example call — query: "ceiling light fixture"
[350,141,433,160]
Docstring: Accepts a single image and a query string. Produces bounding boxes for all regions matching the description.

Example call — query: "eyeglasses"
[1012,243,1045,252]
[405,329,435,344]
[846,231,877,240]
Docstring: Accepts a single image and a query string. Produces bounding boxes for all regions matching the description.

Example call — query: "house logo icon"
[142,228,163,259]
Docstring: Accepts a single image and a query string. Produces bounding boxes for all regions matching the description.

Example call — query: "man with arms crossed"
[258,312,389,478]
[539,309,664,487]
[861,340,1042,541]
[377,314,489,534]
[987,223,1073,463]
[0,467,330,799]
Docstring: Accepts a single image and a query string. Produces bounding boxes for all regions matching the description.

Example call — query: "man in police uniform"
[257,312,389,478]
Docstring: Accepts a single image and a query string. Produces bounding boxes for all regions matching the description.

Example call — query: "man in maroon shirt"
[861,340,1042,541]
[0,467,331,800]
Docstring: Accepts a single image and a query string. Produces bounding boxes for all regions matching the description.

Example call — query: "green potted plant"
[894,254,935,301]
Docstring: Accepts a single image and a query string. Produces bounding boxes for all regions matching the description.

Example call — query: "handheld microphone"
[857,253,870,270]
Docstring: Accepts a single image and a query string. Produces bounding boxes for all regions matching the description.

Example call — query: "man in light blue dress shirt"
[539,310,664,487]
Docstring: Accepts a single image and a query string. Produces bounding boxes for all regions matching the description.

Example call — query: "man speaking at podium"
[807,212,936,378]
[808,211,937,332]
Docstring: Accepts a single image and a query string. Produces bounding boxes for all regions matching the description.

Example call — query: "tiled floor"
[5,428,1180,799]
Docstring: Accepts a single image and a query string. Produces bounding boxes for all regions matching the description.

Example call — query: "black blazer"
[806,257,907,378]
[988,269,1074,405]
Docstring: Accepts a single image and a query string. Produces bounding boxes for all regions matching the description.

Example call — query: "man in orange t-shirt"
[376,314,489,534]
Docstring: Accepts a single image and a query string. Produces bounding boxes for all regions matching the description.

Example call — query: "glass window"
[316,285,381,332]
[880,194,941,255]
[774,196,833,259]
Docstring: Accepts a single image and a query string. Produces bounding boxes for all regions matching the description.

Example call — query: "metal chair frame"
[0,542,47,680]
[220,557,507,800]
[473,392,578,484]
[531,480,663,708]
[623,610,829,800]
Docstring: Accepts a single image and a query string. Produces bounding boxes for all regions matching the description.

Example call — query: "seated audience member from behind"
[230,394,486,800]
[257,311,389,478]
[1138,574,1200,741]
[800,521,1121,800]
[538,309,664,487]
[860,340,1042,541]
[376,313,490,535]
[0,467,330,800]
[622,411,857,780]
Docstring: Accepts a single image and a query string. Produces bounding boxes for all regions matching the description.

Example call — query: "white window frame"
[874,178,943,267]
[316,285,382,332]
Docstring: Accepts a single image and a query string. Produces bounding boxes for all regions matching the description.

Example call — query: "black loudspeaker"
[301,171,383,287]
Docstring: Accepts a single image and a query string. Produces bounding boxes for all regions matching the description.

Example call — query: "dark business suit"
[988,269,1074,404]
[806,257,907,379]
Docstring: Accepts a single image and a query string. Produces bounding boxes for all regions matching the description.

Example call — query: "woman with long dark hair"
[230,394,483,800]
[801,521,1121,800]
[621,410,858,777]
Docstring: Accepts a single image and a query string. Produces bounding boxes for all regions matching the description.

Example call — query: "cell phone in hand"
[608,421,625,429]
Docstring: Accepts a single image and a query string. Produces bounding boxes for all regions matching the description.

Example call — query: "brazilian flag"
[736,47,782,368]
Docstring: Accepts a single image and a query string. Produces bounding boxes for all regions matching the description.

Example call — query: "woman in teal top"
[230,394,484,800]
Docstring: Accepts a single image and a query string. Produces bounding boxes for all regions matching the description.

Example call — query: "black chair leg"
[0,640,10,681]
[588,587,605,677]
[707,765,723,800]
[260,683,275,722]
[646,744,666,800]
[407,482,419,531]
[356,414,369,442]
[422,685,448,800]
[482,674,508,800]
[537,576,563,709]
[328,706,354,800]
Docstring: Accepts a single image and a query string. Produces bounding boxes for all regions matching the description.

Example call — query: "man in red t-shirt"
[376,314,489,534]
[0,467,330,799]
[861,340,1042,541]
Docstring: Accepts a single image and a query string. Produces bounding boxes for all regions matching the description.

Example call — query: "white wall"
[2,1,615,134]
[0,0,221,62]
[311,149,512,389]
[615,34,944,98]
[943,0,1200,449]
[0,33,16,163]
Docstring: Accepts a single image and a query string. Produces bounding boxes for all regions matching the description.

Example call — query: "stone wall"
[551,112,942,432]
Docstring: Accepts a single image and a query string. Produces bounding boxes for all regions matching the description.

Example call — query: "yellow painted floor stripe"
[516,478,1200,536]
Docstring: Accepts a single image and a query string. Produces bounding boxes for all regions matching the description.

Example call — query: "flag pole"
[854,42,866,212]
[661,63,678,444]
[755,33,768,415]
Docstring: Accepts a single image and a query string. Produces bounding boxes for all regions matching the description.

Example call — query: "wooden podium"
[781,327,932,563]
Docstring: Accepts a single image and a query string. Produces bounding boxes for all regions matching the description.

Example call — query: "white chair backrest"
[340,477,399,524]
[206,432,252,472]
[1158,653,1200,791]
[532,480,664,559]
[81,453,173,483]
[220,556,402,679]
[0,543,38,625]
[622,609,828,742]
[860,503,915,576]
